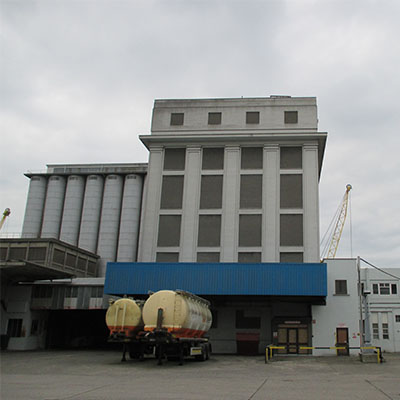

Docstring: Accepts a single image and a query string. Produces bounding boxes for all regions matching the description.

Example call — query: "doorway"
[277,325,309,354]
[336,327,349,356]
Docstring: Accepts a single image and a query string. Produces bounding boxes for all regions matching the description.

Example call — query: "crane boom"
[326,184,352,259]
[0,208,11,231]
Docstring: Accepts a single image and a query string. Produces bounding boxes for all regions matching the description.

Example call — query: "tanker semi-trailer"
[142,290,212,364]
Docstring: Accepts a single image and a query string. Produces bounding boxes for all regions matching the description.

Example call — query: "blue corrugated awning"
[104,262,327,297]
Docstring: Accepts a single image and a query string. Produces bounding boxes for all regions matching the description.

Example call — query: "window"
[246,111,260,124]
[280,252,303,263]
[381,313,389,339]
[198,215,221,247]
[238,252,261,263]
[157,215,181,247]
[7,319,23,337]
[241,147,263,169]
[280,147,302,169]
[202,148,224,170]
[280,174,303,209]
[373,283,397,295]
[156,252,179,262]
[280,214,303,246]
[395,315,400,323]
[372,314,379,339]
[208,112,221,125]
[200,175,223,209]
[160,176,184,209]
[335,280,348,295]
[164,148,186,170]
[284,111,298,124]
[240,175,262,209]
[236,310,261,329]
[197,252,220,262]
[239,215,261,247]
[170,113,184,125]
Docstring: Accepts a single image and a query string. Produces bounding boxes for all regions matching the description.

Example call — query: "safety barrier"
[265,345,383,364]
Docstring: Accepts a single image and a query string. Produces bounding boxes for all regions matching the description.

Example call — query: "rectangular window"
[66,253,76,268]
[198,215,221,247]
[236,310,261,329]
[239,215,262,247]
[156,252,179,262]
[280,252,304,263]
[7,319,23,337]
[280,147,302,169]
[240,175,262,209]
[280,214,303,246]
[238,252,261,263]
[372,284,379,294]
[395,315,400,323]
[170,113,184,125]
[241,147,263,169]
[284,111,298,124]
[163,148,186,171]
[335,280,348,295]
[391,284,397,294]
[202,148,224,170]
[208,112,222,125]
[160,176,184,209]
[382,313,389,339]
[379,283,390,295]
[28,247,46,262]
[246,111,260,124]
[280,174,303,209]
[372,323,379,339]
[157,215,181,247]
[200,175,223,209]
[197,252,220,262]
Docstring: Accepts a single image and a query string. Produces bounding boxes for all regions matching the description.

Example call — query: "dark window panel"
[157,215,181,247]
[160,176,184,209]
[335,280,348,295]
[280,174,303,209]
[236,310,261,329]
[202,148,224,170]
[280,147,302,169]
[198,215,221,247]
[246,111,260,124]
[238,252,261,263]
[163,148,186,171]
[280,252,304,263]
[170,113,184,125]
[241,147,263,169]
[200,175,223,209]
[240,175,262,209]
[208,112,222,125]
[197,252,220,262]
[156,252,179,262]
[284,111,298,124]
[280,214,303,246]
[239,215,262,247]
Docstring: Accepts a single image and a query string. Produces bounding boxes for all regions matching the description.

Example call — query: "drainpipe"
[357,256,364,347]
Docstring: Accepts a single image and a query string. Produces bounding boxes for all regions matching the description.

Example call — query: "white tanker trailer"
[105,290,212,364]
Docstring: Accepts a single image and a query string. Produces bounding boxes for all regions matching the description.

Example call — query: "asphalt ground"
[1,350,400,400]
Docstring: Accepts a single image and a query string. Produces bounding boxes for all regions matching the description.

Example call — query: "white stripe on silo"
[59,175,85,245]
[117,174,143,262]
[97,174,124,276]
[22,176,48,238]
[41,176,66,239]
[78,175,104,253]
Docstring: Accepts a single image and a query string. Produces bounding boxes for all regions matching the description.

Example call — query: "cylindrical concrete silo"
[41,176,66,239]
[117,174,143,262]
[59,175,85,246]
[78,175,104,253]
[21,176,48,238]
[97,174,124,276]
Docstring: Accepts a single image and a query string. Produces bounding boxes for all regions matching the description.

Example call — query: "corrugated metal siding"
[104,262,327,297]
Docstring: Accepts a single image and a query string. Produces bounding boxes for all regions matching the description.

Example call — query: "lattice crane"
[321,184,352,260]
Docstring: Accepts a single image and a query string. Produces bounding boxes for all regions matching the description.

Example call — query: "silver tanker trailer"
[105,290,212,365]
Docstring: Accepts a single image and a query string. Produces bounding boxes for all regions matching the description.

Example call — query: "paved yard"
[1,350,400,399]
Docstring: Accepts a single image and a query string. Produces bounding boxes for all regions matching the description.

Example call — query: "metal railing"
[265,345,383,364]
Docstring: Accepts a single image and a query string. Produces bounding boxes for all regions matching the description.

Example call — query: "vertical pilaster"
[137,146,163,261]
[263,144,279,262]
[303,143,320,262]
[180,146,201,261]
[221,146,240,262]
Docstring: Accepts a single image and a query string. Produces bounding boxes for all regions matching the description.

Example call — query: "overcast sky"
[1,0,399,268]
